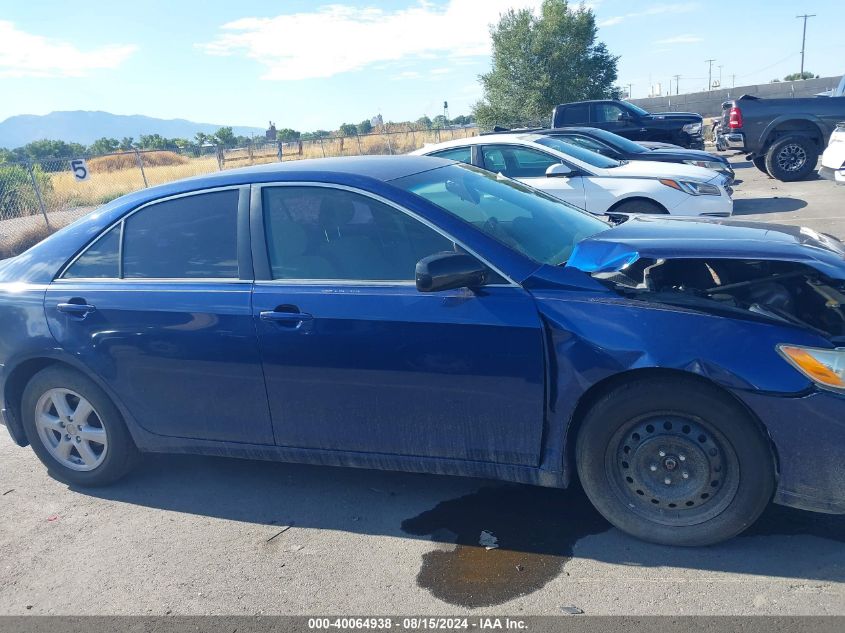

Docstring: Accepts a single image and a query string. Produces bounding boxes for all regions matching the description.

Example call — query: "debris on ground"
[266,524,293,543]
[479,530,499,550]
[46,515,59,522]
[560,606,584,615]
[2,489,13,495]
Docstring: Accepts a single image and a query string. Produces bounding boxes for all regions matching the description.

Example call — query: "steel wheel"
[605,413,740,527]
[775,143,808,173]
[34,388,108,472]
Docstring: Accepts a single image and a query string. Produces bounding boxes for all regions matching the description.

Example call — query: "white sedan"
[412,133,733,217]
[820,123,845,184]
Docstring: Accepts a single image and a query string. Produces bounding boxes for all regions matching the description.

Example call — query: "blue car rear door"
[45,186,274,445]
[250,182,546,466]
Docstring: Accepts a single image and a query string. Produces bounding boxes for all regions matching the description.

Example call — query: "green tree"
[450,114,473,126]
[432,115,449,129]
[19,139,86,161]
[119,137,135,150]
[138,134,170,150]
[356,120,374,135]
[338,123,358,136]
[88,137,120,155]
[473,0,618,127]
[416,115,433,129]
[214,127,237,146]
[784,71,815,81]
[194,132,210,146]
[277,128,301,142]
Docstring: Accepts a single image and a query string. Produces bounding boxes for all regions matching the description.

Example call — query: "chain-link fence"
[0,125,478,258]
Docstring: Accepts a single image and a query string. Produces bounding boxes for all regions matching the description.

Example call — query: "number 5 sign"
[70,158,89,182]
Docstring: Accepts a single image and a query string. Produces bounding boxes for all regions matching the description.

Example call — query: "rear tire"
[610,199,667,215]
[22,366,139,487]
[764,135,818,182]
[751,156,769,176]
[576,376,775,546]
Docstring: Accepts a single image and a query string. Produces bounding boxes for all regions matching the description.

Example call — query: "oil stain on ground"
[400,484,610,608]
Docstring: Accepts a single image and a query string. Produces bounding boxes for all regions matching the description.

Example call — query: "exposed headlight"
[830,126,845,144]
[659,178,721,196]
[778,345,845,392]
[683,159,726,171]
[682,122,702,135]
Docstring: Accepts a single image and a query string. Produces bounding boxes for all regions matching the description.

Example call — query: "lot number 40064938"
[70,159,89,182]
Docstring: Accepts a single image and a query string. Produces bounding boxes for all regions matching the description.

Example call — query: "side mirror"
[546,163,573,178]
[416,252,488,292]
[619,111,634,121]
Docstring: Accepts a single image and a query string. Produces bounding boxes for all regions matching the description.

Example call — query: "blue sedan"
[1,156,844,546]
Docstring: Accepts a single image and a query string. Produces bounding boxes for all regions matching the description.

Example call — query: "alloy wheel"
[34,388,108,471]
[776,143,808,173]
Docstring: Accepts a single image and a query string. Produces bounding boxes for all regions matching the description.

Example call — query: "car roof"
[415,133,542,152]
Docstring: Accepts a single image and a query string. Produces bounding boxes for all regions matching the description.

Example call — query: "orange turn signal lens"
[778,345,845,389]
[659,179,682,191]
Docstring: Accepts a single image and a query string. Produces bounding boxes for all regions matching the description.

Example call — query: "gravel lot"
[1,154,844,616]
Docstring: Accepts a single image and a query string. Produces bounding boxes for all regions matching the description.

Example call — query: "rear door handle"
[57,302,97,316]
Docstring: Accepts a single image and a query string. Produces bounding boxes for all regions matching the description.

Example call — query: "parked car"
[720,93,845,181]
[551,100,705,149]
[2,156,844,547]
[413,134,733,217]
[819,122,845,184]
[503,126,734,182]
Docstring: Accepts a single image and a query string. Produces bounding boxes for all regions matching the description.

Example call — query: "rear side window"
[560,104,589,124]
[63,225,121,279]
[481,145,560,178]
[429,147,472,164]
[122,190,239,279]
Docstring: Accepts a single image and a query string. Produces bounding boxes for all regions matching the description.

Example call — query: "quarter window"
[63,225,121,279]
[429,147,472,164]
[262,187,454,281]
[560,104,589,124]
[122,190,239,279]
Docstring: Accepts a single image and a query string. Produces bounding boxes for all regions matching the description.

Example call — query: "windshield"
[391,163,609,266]
[533,136,622,169]
[626,102,649,116]
[581,128,649,154]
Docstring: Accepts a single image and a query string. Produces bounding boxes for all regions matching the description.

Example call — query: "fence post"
[355,133,363,155]
[277,141,283,162]
[134,150,149,187]
[26,161,51,230]
[385,132,393,155]
[216,146,224,171]
[319,137,326,158]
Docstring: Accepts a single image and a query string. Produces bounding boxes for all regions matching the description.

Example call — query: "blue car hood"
[566,216,845,280]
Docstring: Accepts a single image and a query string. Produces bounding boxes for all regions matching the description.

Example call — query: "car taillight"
[728,106,742,129]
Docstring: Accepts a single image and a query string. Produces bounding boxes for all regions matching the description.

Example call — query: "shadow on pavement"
[733,197,808,215]
[72,452,845,607]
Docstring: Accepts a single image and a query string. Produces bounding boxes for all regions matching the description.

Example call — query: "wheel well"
[607,197,668,214]
[764,120,823,151]
[565,367,780,483]
[3,358,73,446]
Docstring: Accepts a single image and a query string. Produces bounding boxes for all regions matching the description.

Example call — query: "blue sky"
[0,0,840,132]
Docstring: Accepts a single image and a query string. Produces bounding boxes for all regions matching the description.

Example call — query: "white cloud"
[0,21,137,78]
[655,34,703,45]
[199,0,543,81]
[598,2,699,28]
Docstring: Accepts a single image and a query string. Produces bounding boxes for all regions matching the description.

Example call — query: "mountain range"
[0,111,266,148]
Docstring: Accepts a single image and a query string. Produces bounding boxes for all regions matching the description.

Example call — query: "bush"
[0,163,53,219]
[88,151,188,174]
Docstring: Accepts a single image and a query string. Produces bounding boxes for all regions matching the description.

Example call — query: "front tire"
[764,135,818,182]
[576,377,775,546]
[22,366,139,486]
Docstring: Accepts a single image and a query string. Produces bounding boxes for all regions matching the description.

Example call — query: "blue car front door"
[251,184,546,465]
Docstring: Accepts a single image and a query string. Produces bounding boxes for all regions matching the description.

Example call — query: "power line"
[796,14,816,77]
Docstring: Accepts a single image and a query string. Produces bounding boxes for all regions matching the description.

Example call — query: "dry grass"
[88,151,188,173]
[0,221,62,259]
[40,128,478,211]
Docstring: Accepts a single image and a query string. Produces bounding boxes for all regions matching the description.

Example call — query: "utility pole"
[731,74,736,89]
[796,14,815,78]
[672,74,681,95]
[626,83,633,99]
[718,65,723,87]
[705,59,716,91]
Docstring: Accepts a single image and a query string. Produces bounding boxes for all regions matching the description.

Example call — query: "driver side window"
[480,146,560,178]
[593,104,627,123]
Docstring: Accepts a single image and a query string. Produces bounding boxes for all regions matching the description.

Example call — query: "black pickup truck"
[721,94,845,181]
[551,100,704,149]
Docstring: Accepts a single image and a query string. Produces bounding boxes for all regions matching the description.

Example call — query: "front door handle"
[57,302,97,317]
[259,309,314,327]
